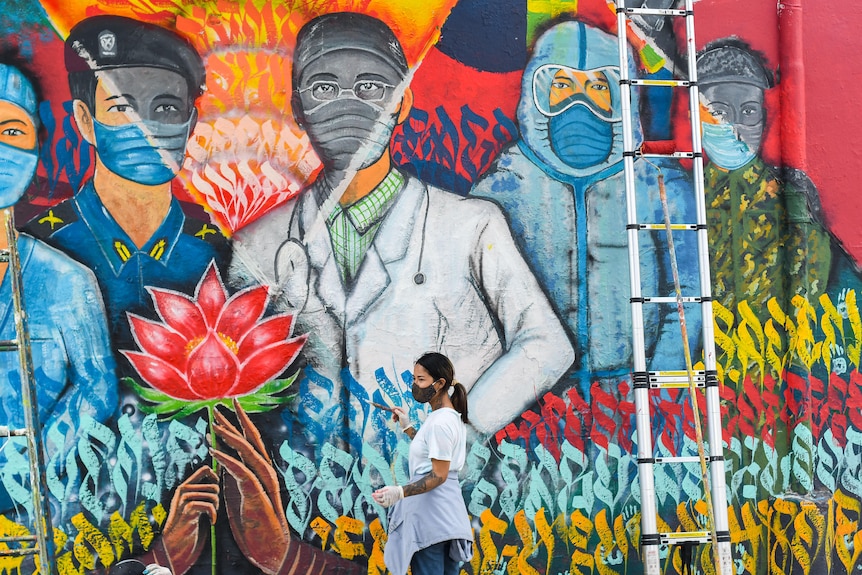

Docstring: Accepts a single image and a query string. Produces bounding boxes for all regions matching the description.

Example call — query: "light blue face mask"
[549,105,614,169]
[0,141,38,209]
[93,116,193,186]
[701,121,756,171]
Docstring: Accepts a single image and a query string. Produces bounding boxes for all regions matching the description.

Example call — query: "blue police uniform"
[25,180,229,347]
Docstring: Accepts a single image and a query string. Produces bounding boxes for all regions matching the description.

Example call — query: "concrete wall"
[0,0,859,574]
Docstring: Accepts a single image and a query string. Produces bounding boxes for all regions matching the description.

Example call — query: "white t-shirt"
[408,407,467,477]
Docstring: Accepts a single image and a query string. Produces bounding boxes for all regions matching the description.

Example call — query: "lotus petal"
[217,285,269,342]
[236,314,294,363]
[234,334,308,395]
[186,331,240,398]
[196,262,228,327]
[121,351,202,400]
[149,288,206,340]
[128,314,189,368]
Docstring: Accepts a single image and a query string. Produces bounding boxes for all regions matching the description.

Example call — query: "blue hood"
[518,21,643,181]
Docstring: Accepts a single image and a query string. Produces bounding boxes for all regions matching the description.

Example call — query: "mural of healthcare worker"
[698,38,832,321]
[470,19,699,400]
[24,16,229,349]
[230,12,573,440]
[0,58,117,523]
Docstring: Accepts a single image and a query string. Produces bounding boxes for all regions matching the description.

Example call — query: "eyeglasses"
[299,80,395,103]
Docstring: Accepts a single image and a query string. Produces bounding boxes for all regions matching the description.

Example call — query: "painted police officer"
[25,15,228,347]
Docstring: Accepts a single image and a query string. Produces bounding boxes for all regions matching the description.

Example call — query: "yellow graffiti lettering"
[513,509,540,575]
[70,513,115,571]
[833,488,862,572]
[736,300,766,385]
[332,515,365,561]
[309,516,331,550]
[106,503,158,561]
[790,500,826,575]
[713,301,737,381]
[367,518,388,575]
[791,294,821,370]
[534,508,555,574]
[478,508,508,574]
[592,509,619,575]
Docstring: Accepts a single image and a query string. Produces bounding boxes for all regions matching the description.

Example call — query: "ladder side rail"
[683,2,734,573]
[615,6,661,575]
[5,209,56,574]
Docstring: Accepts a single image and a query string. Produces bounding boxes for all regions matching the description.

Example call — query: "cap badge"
[98,30,117,58]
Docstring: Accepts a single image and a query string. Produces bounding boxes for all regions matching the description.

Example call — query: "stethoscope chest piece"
[413,272,426,285]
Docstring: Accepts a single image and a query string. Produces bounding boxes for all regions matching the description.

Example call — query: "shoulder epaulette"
[22,200,79,240]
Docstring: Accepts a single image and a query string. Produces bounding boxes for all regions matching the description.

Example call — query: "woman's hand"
[372,485,404,507]
[390,406,411,430]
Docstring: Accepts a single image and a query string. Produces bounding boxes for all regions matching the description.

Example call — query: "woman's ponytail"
[450,380,470,424]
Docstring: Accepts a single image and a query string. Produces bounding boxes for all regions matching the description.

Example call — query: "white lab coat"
[230,172,574,435]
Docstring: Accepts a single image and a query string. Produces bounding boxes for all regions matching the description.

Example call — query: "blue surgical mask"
[549,105,614,169]
[93,117,193,186]
[0,141,37,209]
[701,121,756,171]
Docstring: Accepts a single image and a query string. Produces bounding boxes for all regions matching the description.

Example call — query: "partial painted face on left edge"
[702,82,765,152]
[0,100,36,150]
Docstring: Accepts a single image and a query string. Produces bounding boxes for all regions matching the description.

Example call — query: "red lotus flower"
[122,262,306,403]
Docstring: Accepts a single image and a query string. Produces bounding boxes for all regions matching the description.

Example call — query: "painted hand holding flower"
[123,262,306,574]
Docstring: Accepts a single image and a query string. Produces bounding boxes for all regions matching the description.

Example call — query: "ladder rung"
[654,456,702,464]
[0,340,18,351]
[640,296,702,304]
[648,370,706,388]
[637,224,698,231]
[624,7,688,16]
[0,536,38,543]
[0,548,40,557]
[630,79,691,88]
[0,426,29,437]
[640,152,696,159]
[659,531,712,545]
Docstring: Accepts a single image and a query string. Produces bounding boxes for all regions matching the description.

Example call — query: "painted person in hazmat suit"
[471,19,700,401]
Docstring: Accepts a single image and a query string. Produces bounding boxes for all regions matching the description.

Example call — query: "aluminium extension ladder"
[0,209,55,573]
[614,1,734,574]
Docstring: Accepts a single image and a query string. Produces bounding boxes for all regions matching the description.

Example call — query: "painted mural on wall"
[0,0,860,574]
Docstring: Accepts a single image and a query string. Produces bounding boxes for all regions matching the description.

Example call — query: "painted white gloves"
[372,485,404,508]
[144,565,173,575]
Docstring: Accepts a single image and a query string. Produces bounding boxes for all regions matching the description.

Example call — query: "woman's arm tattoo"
[402,470,445,497]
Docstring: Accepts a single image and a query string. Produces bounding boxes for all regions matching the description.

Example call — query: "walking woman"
[372,352,474,575]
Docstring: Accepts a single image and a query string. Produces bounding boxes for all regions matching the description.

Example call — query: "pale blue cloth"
[384,472,473,575]
[0,234,117,453]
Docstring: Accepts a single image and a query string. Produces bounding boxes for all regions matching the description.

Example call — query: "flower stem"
[208,404,218,575]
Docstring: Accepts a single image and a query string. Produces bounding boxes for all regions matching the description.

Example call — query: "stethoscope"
[274,181,431,300]
[412,185,430,285]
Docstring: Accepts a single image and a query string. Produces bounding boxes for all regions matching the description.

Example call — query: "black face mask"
[411,381,438,404]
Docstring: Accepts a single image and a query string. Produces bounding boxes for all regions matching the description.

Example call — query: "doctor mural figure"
[230,12,573,437]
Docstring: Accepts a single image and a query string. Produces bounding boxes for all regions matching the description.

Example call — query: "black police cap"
[65,15,206,98]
